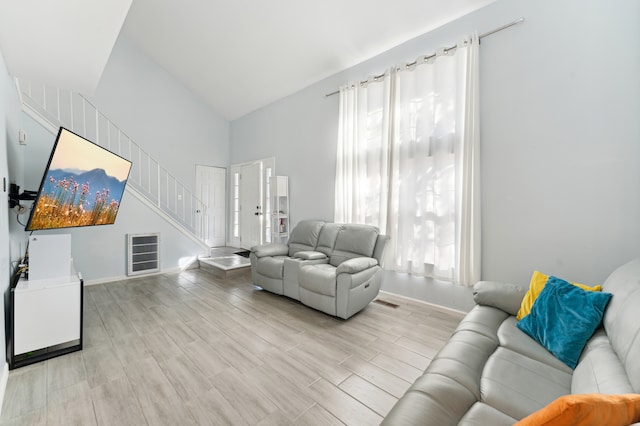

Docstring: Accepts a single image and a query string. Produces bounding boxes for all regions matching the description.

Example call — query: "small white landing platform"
[199,255,250,279]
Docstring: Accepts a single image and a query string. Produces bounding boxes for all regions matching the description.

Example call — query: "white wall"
[231,87,339,223]
[7,35,232,283]
[480,0,640,285]
[1,48,21,378]
[91,36,230,190]
[231,0,640,293]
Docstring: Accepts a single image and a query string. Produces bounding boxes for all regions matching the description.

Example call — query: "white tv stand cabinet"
[8,262,83,369]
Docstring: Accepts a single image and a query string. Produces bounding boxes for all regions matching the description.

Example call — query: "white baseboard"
[83,265,196,286]
[0,362,9,417]
[378,290,468,315]
[84,275,129,286]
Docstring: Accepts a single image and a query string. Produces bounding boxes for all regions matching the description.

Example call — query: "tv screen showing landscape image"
[26,127,132,231]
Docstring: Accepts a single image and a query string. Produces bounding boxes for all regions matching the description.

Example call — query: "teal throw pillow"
[516,276,612,369]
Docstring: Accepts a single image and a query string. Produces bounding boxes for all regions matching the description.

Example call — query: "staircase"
[16,78,210,251]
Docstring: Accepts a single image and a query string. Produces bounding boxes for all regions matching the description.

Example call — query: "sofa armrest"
[336,257,378,275]
[251,243,288,258]
[472,280,527,316]
[293,251,327,261]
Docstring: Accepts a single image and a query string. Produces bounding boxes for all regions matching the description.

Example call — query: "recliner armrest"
[251,243,289,258]
[336,257,378,275]
[293,251,327,260]
[472,280,527,316]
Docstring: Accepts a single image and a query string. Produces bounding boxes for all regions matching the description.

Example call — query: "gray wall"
[480,0,640,285]
[231,0,640,288]
[0,58,6,371]
[1,50,21,368]
[7,36,231,283]
[91,36,230,190]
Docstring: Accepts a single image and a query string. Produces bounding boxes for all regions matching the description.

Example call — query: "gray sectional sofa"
[250,220,389,319]
[383,258,640,425]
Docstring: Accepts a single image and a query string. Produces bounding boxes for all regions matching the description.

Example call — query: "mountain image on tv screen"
[26,127,132,231]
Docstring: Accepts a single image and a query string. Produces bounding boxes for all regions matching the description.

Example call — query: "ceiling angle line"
[325,17,525,98]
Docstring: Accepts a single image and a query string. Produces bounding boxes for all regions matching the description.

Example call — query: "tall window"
[335,37,480,286]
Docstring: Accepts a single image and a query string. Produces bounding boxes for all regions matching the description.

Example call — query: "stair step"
[199,256,250,279]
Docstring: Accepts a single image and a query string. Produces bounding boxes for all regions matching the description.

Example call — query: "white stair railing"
[16,79,209,249]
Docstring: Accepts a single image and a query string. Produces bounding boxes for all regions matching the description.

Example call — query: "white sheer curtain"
[334,35,480,286]
[456,36,481,286]
[335,77,391,228]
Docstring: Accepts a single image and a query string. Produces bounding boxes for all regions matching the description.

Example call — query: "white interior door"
[240,162,262,249]
[196,165,226,247]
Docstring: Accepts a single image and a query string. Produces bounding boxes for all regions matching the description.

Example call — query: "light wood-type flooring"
[0,266,464,425]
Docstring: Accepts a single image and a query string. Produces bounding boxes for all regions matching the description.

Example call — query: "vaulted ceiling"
[0,0,133,96]
[0,0,496,121]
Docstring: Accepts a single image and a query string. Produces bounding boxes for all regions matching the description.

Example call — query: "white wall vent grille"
[127,233,160,276]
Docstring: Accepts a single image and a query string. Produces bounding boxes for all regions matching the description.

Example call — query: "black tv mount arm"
[9,183,37,209]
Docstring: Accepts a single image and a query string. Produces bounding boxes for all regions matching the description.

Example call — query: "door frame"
[239,162,261,250]
[195,164,226,247]
[229,157,275,248]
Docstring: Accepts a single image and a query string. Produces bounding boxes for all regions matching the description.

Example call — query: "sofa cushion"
[329,224,379,266]
[516,277,612,369]
[292,251,327,260]
[497,317,573,374]
[315,223,342,256]
[481,347,573,420]
[381,373,478,425]
[255,256,286,279]
[298,264,337,297]
[601,258,640,393]
[514,394,640,426]
[572,329,635,394]
[422,329,499,400]
[459,402,517,426]
[287,220,325,256]
[516,270,601,320]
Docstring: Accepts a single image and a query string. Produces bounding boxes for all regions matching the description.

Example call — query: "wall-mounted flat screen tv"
[25,127,132,231]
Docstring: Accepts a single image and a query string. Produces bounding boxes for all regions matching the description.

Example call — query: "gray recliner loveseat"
[382,258,640,425]
[250,220,389,319]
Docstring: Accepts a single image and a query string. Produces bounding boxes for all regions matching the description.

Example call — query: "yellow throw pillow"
[514,394,640,426]
[516,271,601,320]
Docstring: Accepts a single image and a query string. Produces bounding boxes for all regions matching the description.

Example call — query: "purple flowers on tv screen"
[25,127,132,231]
